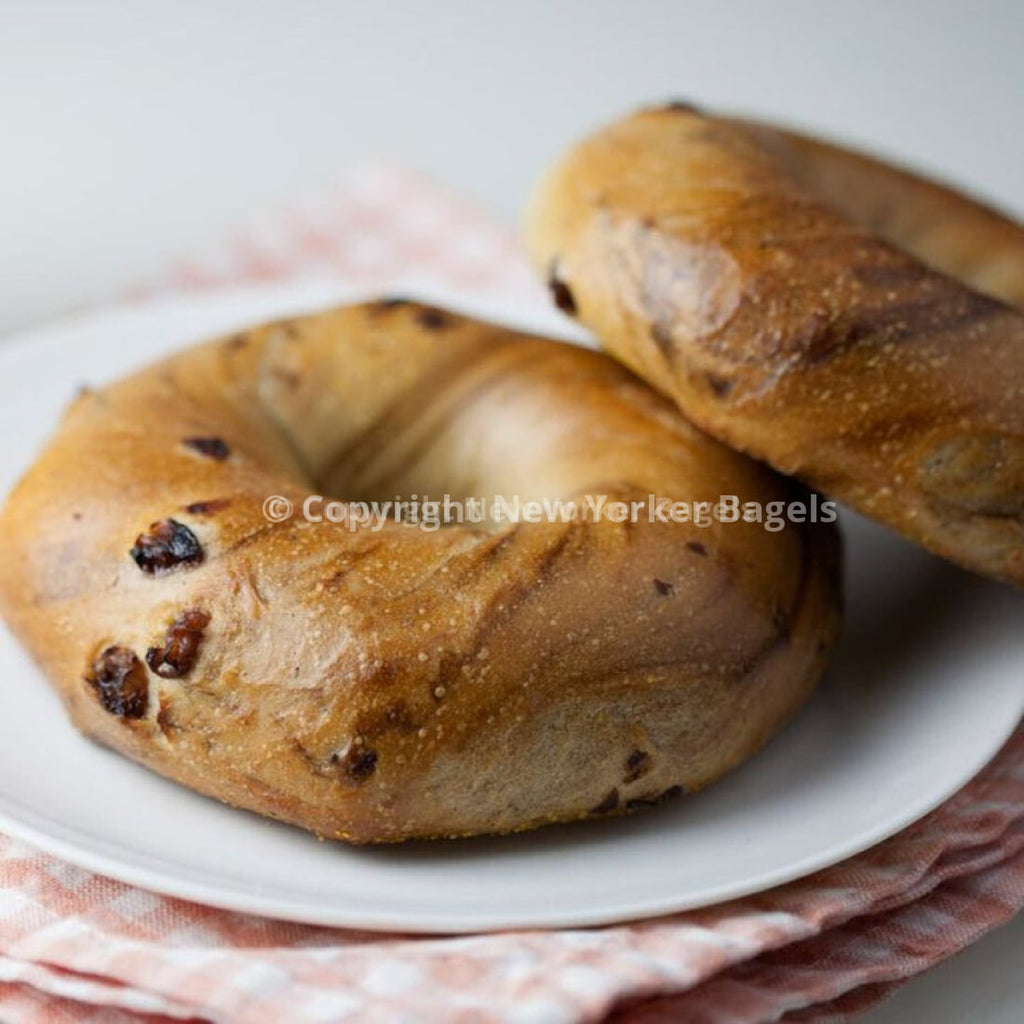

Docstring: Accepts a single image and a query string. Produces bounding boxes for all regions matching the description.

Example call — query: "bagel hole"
[310,419,629,534]
[260,330,660,532]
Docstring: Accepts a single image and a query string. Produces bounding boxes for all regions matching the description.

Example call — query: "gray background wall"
[2,0,1022,337]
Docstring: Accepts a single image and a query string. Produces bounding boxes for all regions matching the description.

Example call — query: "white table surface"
[2,1,1022,1020]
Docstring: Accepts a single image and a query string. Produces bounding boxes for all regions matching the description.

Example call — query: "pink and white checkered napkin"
[1,165,1022,1024]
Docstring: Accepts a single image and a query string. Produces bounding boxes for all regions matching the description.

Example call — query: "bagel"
[0,300,839,842]
[525,104,1024,586]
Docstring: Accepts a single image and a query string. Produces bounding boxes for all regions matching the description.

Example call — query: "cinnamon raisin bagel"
[524,104,1024,586]
[0,300,840,842]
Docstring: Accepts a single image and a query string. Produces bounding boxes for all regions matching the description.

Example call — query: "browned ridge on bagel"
[525,104,1024,586]
[0,300,840,842]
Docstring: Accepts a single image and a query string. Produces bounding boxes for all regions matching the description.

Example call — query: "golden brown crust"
[524,105,1024,586]
[0,300,840,842]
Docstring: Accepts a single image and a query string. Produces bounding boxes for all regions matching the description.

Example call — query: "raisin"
[331,745,378,783]
[85,646,149,718]
[182,437,231,460]
[624,749,652,783]
[146,609,210,679]
[547,264,577,315]
[156,697,176,735]
[184,499,231,515]
[416,306,452,330]
[130,519,203,574]
[706,373,734,397]
[661,99,702,114]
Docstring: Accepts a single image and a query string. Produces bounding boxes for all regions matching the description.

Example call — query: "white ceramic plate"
[0,279,1021,934]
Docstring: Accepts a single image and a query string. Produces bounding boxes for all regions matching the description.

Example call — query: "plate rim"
[0,702,1018,935]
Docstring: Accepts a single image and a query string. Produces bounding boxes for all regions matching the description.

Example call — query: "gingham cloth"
[1,166,1022,1024]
